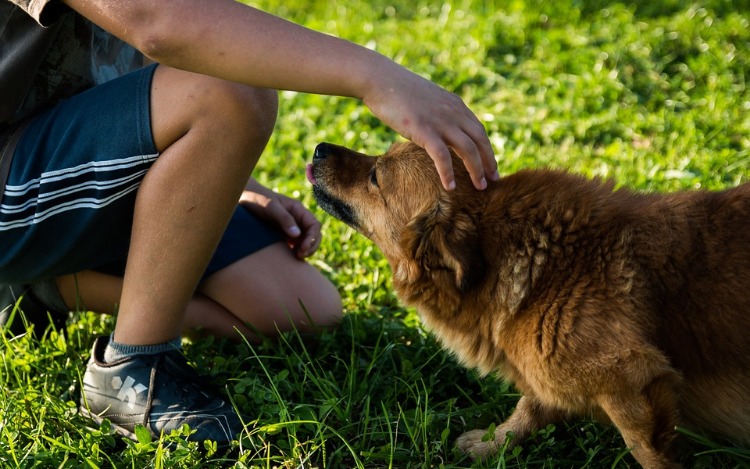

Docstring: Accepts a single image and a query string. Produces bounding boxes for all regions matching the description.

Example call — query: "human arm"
[61,0,498,190]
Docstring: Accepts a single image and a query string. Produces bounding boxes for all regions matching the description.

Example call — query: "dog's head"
[308,141,488,293]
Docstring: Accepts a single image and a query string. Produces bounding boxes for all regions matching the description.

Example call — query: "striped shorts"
[0,64,282,284]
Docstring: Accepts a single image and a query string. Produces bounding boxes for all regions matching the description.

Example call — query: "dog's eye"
[370,168,379,187]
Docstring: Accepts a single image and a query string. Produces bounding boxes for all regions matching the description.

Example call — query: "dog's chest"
[418,305,510,376]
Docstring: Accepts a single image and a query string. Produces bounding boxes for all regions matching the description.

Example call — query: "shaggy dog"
[307,141,750,469]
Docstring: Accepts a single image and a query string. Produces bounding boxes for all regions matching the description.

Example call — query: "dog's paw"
[455,428,503,459]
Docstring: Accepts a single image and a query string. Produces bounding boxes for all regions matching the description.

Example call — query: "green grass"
[2,0,750,467]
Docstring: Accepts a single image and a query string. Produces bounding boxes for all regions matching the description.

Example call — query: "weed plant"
[2,0,750,467]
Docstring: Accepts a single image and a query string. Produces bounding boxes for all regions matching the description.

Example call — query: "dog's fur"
[308,141,750,469]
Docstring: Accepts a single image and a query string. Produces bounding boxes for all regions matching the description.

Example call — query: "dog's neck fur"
[391,169,683,377]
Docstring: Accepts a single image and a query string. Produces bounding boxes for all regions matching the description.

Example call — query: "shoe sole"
[79,406,139,441]
[79,405,237,454]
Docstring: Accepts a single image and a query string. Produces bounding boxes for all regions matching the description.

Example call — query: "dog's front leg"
[455,394,566,460]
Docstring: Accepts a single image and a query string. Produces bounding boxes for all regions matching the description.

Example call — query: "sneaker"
[79,336,243,446]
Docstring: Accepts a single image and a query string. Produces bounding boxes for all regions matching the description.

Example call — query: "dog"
[307,141,750,469]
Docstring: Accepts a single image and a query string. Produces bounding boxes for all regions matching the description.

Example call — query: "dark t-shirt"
[0,0,144,130]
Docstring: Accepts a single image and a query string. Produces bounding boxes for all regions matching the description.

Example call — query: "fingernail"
[479,178,487,190]
[490,169,500,181]
[289,226,301,237]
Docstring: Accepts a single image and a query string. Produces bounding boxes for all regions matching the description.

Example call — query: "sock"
[103,333,182,363]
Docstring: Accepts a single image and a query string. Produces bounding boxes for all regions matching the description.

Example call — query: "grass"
[2,0,750,467]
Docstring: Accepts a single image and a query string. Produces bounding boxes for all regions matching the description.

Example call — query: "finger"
[422,138,457,191]
[447,95,499,183]
[462,119,499,181]
[264,199,302,238]
[284,199,321,235]
[279,199,321,257]
[454,104,498,182]
[296,227,322,259]
[444,129,490,190]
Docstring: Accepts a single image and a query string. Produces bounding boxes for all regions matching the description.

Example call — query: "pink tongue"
[305,164,316,184]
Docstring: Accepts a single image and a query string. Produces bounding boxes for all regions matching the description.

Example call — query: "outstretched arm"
[63,0,498,190]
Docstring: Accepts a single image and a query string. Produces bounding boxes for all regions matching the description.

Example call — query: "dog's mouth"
[307,163,360,230]
[305,164,317,185]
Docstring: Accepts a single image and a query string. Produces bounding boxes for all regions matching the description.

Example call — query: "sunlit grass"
[2,0,749,467]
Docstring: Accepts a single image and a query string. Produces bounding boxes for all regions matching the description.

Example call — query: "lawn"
[2,0,750,467]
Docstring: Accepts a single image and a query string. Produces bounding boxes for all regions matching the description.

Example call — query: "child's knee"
[150,65,278,152]
[308,279,343,329]
[287,267,342,332]
[215,84,278,142]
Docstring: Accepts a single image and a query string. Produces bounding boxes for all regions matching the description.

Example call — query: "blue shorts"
[0,64,283,285]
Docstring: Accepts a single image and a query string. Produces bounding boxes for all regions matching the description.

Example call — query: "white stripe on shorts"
[1,170,149,215]
[3,153,158,195]
[0,153,158,232]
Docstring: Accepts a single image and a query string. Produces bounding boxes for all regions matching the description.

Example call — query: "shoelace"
[141,353,162,427]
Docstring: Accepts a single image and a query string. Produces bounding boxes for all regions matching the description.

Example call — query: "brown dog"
[307,141,750,469]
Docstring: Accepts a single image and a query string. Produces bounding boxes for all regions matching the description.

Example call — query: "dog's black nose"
[314,142,331,161]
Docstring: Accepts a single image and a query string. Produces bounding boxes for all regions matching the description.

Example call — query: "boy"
[0,0,498,445]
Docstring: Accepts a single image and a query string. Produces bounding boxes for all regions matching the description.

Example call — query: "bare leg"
[197,241,342,338]
[56,270,247,337]
[111,66,277,345]
[56,242,342,341]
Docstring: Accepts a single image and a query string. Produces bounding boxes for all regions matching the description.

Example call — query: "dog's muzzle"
[309,143,360,229]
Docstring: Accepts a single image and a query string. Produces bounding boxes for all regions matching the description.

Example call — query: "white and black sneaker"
[79,336,243,446]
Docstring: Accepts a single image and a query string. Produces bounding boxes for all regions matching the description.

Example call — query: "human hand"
[239,185,321,259]
[362,64,499,191]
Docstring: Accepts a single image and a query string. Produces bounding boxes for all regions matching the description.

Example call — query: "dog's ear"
[400,201,486,292]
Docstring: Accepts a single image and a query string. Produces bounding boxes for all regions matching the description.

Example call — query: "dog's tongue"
[305,164,316,185]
